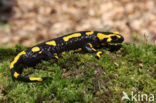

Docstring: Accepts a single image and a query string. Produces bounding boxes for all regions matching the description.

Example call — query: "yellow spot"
[14,72,19,78]
[88,43,96,51]
[113,31,120,34]
[62,51,66,55]
[32,47,40,52]
[70,48,82,53]
[10,51,26,69]
[46,40,56,46]
[107,38,112,42]
[97,33,107,41]
[55,56,58,59]
[75,48,82,52]
[113,32,121,38]
[96,51,102,58]
[116,35,121,38]
[63,33,81,41]
[86,31,94,35]
[29,77,43,81]
[54,53,58,59]
[39,51,42,54]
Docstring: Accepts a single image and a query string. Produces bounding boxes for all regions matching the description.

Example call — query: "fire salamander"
[10,31,124,82]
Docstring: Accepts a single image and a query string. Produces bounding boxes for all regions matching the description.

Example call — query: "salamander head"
[97,32,124,46]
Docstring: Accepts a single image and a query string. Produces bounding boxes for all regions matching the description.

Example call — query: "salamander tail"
[10,68,51,82]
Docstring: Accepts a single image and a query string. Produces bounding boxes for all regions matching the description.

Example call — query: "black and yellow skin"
[10,31,124,82]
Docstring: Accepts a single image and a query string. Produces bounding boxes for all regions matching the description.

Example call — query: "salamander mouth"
[105,43,123,52]
[109,43,122,46]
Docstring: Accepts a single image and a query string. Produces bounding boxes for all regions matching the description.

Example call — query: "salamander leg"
[83,43,102,59]
[42,51,58,59]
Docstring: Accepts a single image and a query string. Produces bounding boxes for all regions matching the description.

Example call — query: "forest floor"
[0,43,156,103]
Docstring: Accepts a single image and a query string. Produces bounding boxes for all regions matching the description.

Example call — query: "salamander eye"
[111,36,118,40]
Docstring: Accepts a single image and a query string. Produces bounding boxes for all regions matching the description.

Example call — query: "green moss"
[0,44,27,60]
[0,43,155,103]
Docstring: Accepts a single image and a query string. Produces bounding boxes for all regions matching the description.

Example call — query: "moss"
[0,43,155,103]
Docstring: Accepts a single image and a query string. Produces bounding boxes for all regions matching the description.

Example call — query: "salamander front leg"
[42,51,58,59]
[84,43,102,59]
